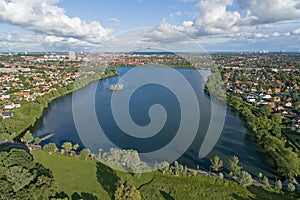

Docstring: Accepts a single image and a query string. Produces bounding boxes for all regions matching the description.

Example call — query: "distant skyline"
[0,0,300,52]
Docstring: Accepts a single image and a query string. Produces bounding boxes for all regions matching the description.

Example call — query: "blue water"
[31,66,277,177]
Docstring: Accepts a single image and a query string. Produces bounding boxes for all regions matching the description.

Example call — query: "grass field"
[32,150,110,199]
[32,150,299,200]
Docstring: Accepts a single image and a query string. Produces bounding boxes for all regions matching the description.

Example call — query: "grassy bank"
[31,150,297,200]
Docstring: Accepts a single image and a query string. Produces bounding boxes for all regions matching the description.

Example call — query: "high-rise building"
[69,51,76,60]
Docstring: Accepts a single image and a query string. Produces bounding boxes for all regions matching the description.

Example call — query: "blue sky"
[0,0,300,52]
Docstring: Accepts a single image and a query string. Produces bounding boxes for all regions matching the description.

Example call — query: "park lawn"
[32,150,299,200]
[31,150,110,199]
[138,173,298,200]
[139,173,253,200]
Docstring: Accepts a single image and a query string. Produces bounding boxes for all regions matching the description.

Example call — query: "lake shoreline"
[9,70,118,141]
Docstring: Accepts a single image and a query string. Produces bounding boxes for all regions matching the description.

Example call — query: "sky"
[0,0,300,52]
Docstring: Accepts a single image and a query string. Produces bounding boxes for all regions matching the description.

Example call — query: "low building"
[2,111,13,119]
[3,102,15,109]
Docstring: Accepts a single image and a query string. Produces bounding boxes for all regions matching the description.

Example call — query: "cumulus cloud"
[0,0,111,43]
[238,0,300,24]
[193,0,241,35]
[293,28,300,34]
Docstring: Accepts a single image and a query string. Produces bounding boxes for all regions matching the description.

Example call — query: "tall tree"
[210,155,223,172]
[21,130,33,144]
[277,149,300,179]
[228,155,242,176]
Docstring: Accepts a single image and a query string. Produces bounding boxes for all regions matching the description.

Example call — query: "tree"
[43,143,58,154]
[272,113,282,124]
[5,165,36,192]
[114,180,141,200]
[287,183,295,192]
[228,155,242,176]
[275,180,282,190]
[277,149,300,179]
[154,161,170,175]
[258,172,263,182]
[261,105,272,116]
[172,161,184,176]
[72,144,79,151]
[79,148,90,160]
[0,148,56,198]
[236,171,253,187]
[34,137,41,145]
[210,155,223,172]
[61,142,72,153]
[21,130,33,144]
[263,176,269,187]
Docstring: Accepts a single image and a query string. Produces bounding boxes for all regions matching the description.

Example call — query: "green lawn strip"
[139,173,253,200]
[31,150,110,199]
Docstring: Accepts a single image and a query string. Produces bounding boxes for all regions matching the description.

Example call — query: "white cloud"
[0,0,111,43]
[293,28,300,34]
[256,24,275,29]
[194,0,241,35]
[182,21,193,28]
[170,11,182,18]
[272,32,281,37]
[238,0,300,24]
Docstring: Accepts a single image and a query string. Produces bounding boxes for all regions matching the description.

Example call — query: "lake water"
[31,66,277,177]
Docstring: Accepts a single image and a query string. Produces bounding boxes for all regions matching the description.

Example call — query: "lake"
[31,66,277,177]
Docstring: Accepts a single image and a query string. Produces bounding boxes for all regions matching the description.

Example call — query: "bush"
[275,180,282,190]
[236,171,253,187]
[287,183,295,192]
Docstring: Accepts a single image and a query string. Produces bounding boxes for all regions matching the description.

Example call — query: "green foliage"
[263,176,269,187]
[276,148,300,179]
[275,180,282,190]
[114,179,141,200]
[171,161,184,176]
[21,130,34,144]
[5,165,36,192]
[237,171,253,187]
[205,71,226,101]
[79,148,90,160]
[43,143,58,154]
[73,144,79,151]
[101,148,150,173]
[34,137,41,145]
[272,113,282,124]
[154,161,170,174]
[32,149,297,200]
[227,94,300,179]
[210,155,223,172]
[261,105,273,116]
[228,155,242,177]
[61,142,73,153]
[287,183,296,192]
[0,148,56,199]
